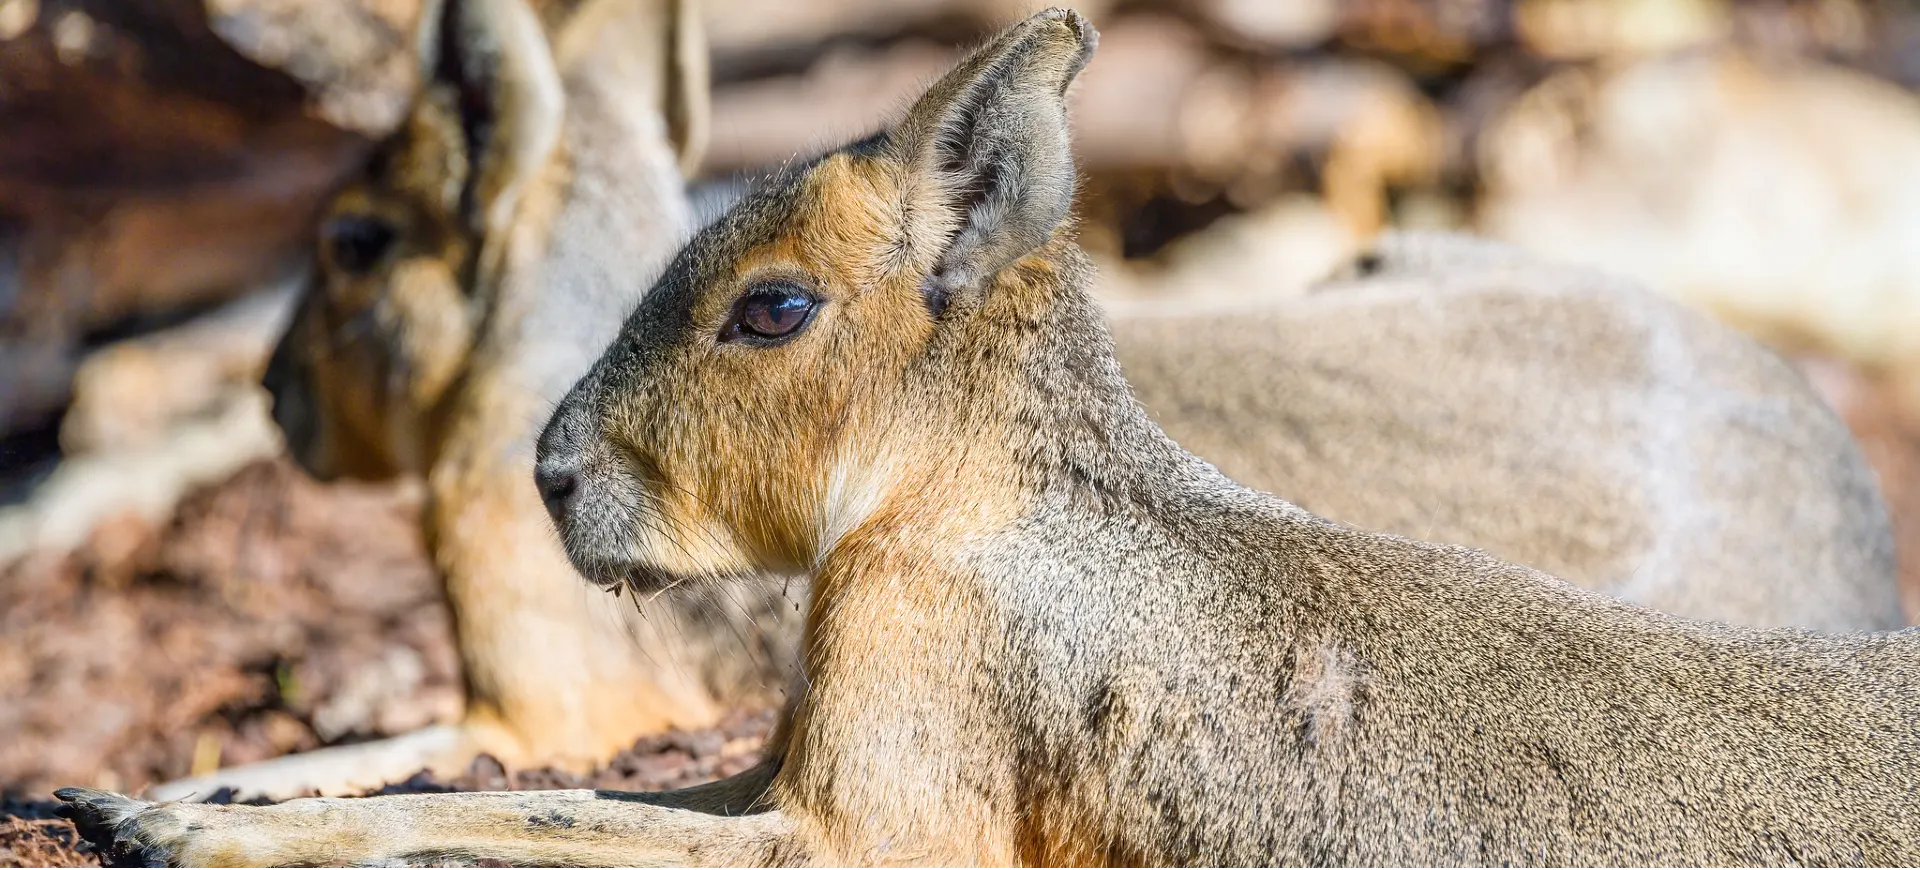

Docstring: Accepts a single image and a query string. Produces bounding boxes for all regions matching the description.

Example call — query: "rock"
[702,0,1114,66]
[1096,194,1362,314]
[1514,0,1730,60]
[708,25,1440,242]
[1193,0,1339,50]
[0,0,416,435]
[704,40,958,172]
[60,282,295,456]
[0,387,283,566]
[1479,51,1920,403]
[204,0,423,135]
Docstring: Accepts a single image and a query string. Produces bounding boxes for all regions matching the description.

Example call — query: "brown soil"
[0,459,455,798]
[0,457,779,867]
[0,803,94,869]
[0,362,1914,868]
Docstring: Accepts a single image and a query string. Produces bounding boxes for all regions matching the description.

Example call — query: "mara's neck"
[814,240,1280,611]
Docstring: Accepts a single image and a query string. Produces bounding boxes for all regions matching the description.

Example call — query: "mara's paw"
[55,788,208,867]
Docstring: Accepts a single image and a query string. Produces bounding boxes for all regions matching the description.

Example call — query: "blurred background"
[3,0,1920,862]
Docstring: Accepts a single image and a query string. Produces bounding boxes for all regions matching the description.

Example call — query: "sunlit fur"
[538,153,990,592]
[61,8,1920,865]
[531,8,1917,863]
[260,0,1895,807]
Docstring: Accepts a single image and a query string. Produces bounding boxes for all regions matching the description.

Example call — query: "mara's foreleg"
[58,763,801,868]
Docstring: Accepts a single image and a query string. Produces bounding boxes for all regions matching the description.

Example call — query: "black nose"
[535,464,579,524]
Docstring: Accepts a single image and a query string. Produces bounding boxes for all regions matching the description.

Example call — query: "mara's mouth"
[610,563,679,597]
[577,557,754,598]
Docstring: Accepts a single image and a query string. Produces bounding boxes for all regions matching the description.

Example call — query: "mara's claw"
[55,787,188,867]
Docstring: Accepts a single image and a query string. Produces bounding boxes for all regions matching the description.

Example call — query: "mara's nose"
[535,463,580,525]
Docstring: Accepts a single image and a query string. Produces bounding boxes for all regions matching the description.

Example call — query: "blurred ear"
[428,0,565,280]
[891,8,1097,316]
[663,0,710,176]
[552,0,709,177]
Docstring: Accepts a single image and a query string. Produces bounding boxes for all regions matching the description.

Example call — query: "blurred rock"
[1730,0,1869,64]
[0,0,419,436]
[1072,14,1214,169]
[1515,0,1729,59]
[1259,60,1444,236]
[704,15,1226,173]
[0,386,282,566]
[60,280,294,456]
[1797,355,1920,623]
[1192,0,1339,50]
[1096,195,1362,313]
[705,39,957,171]
[0,284,294,564]
[310,646,436,743]
[206,0,424,134]
[702,0,1114,71]
[709,25,1441,242]
[1479,52,1920,402]
[1334,0,1510,68]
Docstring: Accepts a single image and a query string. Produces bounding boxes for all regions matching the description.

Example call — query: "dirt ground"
[0,460,456,798]
[0,360,1915,868]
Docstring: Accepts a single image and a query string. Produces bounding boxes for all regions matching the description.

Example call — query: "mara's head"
[535,8,1101,592]
[263,0,706,481]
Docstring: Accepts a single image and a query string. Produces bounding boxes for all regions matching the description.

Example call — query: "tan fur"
[1114,233,1900,631]
[171,0,1893,804]
[151,0,752,801]
[64,10,1917,865]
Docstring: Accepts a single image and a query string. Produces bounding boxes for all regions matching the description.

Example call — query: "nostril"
[535,466,579,521]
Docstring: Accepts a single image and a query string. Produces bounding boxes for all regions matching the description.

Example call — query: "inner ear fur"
[890,7,1097,316]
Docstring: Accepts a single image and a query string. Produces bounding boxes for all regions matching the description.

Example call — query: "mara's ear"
[892,8,1097,316]
[663,0,710,176]
[427,0,564,281]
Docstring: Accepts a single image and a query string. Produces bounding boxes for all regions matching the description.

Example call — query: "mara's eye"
[724,283,819,344]
[320,214,398,275]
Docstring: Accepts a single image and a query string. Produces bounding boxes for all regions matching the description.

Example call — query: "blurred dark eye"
[725,283,819,344]
[321,214,398,275]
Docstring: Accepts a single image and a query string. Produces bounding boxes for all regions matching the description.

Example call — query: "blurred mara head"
[262,0,563,481]
[534,8,1098,593]
[262,0,705,481]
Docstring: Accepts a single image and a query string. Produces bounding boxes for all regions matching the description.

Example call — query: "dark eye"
[724,283,819,344]
[321,214,398,275]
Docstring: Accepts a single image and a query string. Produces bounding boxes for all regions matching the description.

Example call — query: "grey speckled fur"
[57,10,1920,865]
[1115,231,1901,631]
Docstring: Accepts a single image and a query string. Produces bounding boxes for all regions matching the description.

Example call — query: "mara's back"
[1049,489,1920,865]
[1113,233,1900,631]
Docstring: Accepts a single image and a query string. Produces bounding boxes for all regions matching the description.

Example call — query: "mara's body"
[175,0,1896,805]
[66,10,1920,865]
[959,440,1917,863]
[1118,234,1897,630]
